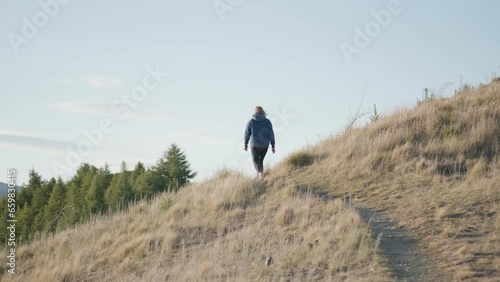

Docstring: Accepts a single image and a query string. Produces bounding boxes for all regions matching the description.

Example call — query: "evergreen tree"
[32,178,56,233]
[131,162,146,182]
[78,164,98,218]
[44,178,67,233]
[16,169,43,211]
[150,157,169,193]
[131,162,153,199]
[66,164,97,224]
[64,182,80,226]
[104,161,133,210]
[0,197,10,244]
[86,165,112,214]
[16,169,44,242]
[17,202,34,243]
[165,144,196,191]
[1,145,196,244]
[150,144,197,192]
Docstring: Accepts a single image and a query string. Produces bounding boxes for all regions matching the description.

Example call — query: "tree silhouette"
[164,144,197,191]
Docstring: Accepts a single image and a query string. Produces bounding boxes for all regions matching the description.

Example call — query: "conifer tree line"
[0,144,196,245]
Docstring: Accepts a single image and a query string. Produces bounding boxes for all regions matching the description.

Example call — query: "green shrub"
[286,151,315,168]
[160,196,176,212]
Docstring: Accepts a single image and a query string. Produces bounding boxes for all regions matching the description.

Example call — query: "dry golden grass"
[0,170,391,281]
[272,80,500,281]
[2,81,499,281]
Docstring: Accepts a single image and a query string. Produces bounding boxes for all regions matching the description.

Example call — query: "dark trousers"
[251,147,268,173]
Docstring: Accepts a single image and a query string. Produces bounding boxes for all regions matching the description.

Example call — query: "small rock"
[266,256,273,266]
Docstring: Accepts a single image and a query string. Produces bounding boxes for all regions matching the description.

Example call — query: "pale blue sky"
[1,0,499,185]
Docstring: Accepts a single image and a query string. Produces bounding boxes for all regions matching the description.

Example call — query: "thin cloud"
[52,101,111,116]
[0,130,74,152]
[86,75,123,88]
[60,75,123,88]
[51,101,174,121]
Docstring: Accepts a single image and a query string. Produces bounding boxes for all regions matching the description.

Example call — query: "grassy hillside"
[1,80,499,281]
[0,171,390,281]
[272,80,500,280]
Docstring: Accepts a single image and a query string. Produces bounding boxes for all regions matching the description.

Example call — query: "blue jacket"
[244,114,275,148]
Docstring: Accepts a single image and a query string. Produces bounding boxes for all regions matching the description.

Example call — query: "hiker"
[244,106,276,179]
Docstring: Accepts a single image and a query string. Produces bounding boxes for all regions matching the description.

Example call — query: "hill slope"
[1,172,391,281]
[1,80,499,281]
[275,80,500,280]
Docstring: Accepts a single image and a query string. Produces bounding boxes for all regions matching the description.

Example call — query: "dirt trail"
[319,195,444,281]
[355,206,442,282]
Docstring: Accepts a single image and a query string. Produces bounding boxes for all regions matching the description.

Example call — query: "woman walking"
[244,106,276,179]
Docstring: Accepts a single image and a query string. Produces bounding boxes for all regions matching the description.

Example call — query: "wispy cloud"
[60,75,123,88]
[51,101,174,121]
[86,75,123,88]
[0,130,74,152]
[52,101,111,116]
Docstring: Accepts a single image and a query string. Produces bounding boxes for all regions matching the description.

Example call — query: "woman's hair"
[254,106,266,116]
